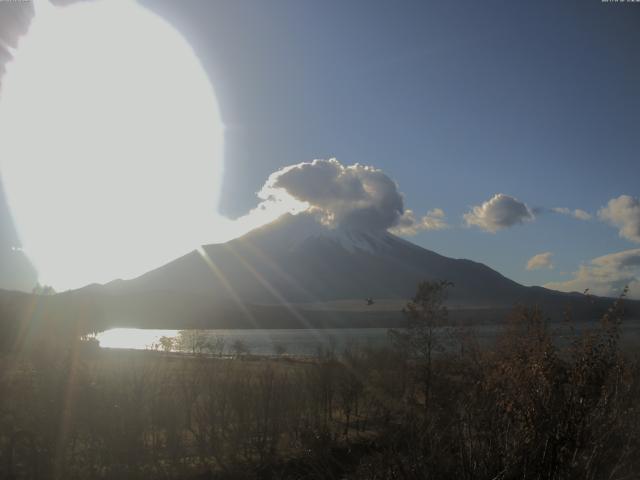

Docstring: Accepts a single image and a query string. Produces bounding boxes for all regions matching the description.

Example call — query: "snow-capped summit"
[239,213,403,255]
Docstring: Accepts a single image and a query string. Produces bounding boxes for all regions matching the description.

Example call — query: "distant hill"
[2,213,637,332]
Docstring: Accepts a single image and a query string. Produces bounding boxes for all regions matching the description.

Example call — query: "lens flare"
[0,0,224,290]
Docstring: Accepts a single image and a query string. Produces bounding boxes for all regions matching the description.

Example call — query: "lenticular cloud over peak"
[254,158,442,235]
[259,158,404,231]
[227,158,442,239]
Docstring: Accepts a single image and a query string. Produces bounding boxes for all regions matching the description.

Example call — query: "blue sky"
[140,0,640,290]
[0,0,639,294]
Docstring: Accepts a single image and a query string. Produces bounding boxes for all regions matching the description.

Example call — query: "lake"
[96,322,640,357]
[96,328,395,356]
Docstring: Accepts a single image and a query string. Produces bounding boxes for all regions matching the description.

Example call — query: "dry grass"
[0,285,638,479]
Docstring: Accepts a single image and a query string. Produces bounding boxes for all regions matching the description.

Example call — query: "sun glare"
[0,0,225,291]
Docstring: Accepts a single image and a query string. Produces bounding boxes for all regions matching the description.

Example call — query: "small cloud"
[552,207,591,221]
[545,248,640,299]
[598,195,640,243]
[390,208,448,236]
[551,207,570,215]
[573,209,592,221]
[526,252,554,270]
[464,193,534,233]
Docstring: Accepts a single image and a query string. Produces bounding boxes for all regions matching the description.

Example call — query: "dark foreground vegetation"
[1,283,639,479]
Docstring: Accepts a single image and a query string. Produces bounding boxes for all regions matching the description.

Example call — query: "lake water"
[96,323,640,357]
[96,328,395,356]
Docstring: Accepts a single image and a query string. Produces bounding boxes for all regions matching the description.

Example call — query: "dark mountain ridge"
[2,213,637,333]
[102,214,598,308]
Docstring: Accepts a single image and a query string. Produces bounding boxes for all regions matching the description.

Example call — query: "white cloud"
[229,158,453,237]
[390,208,448,236]
[226,158,449,238]
[598,195,640,243]
[552,207,591,221]
[544,248,640,299]
[526,252,554,270]
[573,209,592,221]
[464,194,534,233]
[257,158,407,231]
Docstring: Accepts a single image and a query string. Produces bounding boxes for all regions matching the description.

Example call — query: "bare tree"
[389,280,452,413]
[158,336,175,353]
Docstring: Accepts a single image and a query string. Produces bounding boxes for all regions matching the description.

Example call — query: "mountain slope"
[3,213,636,331]
[103,213,524,305]
[87,213,623,324]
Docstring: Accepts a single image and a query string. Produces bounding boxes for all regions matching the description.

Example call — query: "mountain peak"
[235,212,401,255]
[63,210,633,330]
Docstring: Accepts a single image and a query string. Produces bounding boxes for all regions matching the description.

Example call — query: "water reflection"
[96,323,640,357]
[96,328,395,357]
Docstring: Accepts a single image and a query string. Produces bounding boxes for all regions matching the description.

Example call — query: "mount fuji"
[46,212,634,331]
